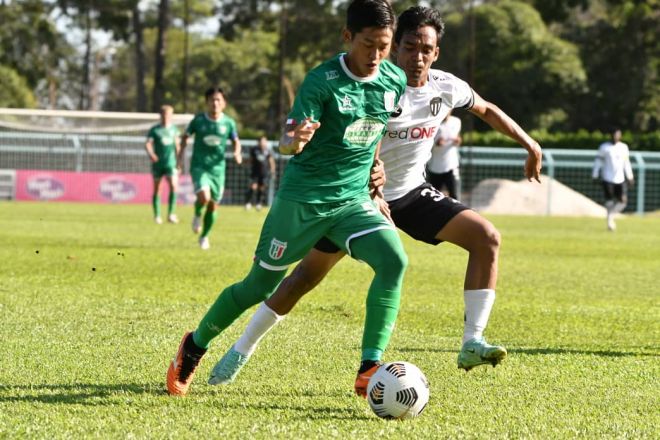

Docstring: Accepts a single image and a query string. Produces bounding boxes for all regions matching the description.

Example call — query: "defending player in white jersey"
[209,6,543,390]
[592,128,634,231]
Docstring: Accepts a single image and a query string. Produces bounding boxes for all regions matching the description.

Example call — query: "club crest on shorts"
[430,96,442,116]
[269,238,287,260]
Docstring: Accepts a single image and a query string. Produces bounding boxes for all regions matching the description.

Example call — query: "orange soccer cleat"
[354,361,383,398]
[166,332,206,396]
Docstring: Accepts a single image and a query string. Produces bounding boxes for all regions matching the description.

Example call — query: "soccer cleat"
[607,214,616,231]
[208,345,250,385]
[354,361,382,398]
[457,337,507,372]
[192,216,202,234]
[255,203,262,211]
[154,216,163,224]
[166,332,206,396]
[168,213,179,224]
[245,203,252,210]
[199,236,210,250]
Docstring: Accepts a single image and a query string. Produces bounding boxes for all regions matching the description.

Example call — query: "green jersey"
[278,54,406,204]
[186,112,238,174]
[147,124,180,168]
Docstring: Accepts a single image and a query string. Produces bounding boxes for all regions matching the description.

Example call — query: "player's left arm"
[468,90,542,183]
[624,146,635,185]
[230,121,242,165]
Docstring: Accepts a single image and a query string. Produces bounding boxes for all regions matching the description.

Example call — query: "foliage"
[0,202,658,437]
[463,128,660,150]
[438,1,587,131]
[0,66,36,108]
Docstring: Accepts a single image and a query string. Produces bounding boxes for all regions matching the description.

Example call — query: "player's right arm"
[145,130,158,163]
[178,117,195,171]
[278,70,324,155]
[279,118,321,155]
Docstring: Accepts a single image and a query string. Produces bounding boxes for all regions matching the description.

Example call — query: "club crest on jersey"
[430,96,442,116]
[384,91,396,112]
[326,70,339,80]
[269,238,287,260]
[339,95,354,111]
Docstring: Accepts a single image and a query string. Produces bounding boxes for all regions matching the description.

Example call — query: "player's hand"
[279,117,321,155]
[373,191,393,225]
[150,154,158,163]
[369,159,386,190]
[524,141,543,183]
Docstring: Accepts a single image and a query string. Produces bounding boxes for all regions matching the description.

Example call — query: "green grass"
[1,202,658,439]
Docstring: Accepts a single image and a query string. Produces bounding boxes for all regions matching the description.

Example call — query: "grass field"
[1,201,658,439]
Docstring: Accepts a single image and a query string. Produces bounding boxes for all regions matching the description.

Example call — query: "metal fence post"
[633,152,645,216]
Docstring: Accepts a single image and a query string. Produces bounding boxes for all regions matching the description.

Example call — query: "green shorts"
[152,163,176,179]
[191,168,225,203]
[254,194,396,270]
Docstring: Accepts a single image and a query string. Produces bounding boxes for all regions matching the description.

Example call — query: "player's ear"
[342,27,353,44]
[433,47,440,62]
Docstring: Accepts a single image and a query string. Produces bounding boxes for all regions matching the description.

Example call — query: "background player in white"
[592,128,634,231]
[427,110,462,199]
[210,6,543,388]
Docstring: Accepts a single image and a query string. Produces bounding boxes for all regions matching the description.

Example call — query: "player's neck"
[407,72,429,88]
[206,111,223,121]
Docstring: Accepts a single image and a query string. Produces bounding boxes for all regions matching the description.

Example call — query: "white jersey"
[427,115,462,174]
[592,141,634,184]
[380,69,473,201]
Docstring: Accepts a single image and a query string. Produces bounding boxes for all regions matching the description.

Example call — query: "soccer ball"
[366,361,430,420]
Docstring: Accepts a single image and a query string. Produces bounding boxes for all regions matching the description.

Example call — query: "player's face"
[393,26,439,87]
[160,110,172,126]
[613,130,622,143]
[206,92,226,115]
[343,26,393,77]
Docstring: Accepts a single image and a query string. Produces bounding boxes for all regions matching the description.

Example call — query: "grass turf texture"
[1,201,658,439]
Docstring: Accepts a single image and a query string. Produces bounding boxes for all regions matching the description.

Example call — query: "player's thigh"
[390,183,469,245]
[436,209,499,252]
[325,196,397,259]
[253,197,332,270]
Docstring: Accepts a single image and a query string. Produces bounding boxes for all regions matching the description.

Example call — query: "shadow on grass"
[397,346,659,358]
[0,382,161,406]
[0,383,371,420]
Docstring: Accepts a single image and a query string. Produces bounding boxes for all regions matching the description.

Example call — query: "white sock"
[233,303,284,356]
[462,289,496,344]
[613,201,626,214]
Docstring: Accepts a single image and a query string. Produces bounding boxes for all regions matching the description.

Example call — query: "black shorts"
[427,168,459,199]
[313,183,470,253]
[250,173,268,186]
[602,181,627,203]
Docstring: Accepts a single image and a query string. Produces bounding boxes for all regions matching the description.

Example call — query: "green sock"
[152,194,161,218]
[168,190,176,215]
[194,200,204,217]
[350,229,408,362]
[201,209,217,238]
[193,263,287,348]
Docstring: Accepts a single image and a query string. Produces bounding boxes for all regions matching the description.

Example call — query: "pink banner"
[15,170,195,204]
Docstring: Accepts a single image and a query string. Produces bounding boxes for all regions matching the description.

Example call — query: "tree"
[0,66,37,108]
[438,0,587,130]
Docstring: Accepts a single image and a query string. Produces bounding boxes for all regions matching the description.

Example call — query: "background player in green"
[144,105,180,224]
[166,0,408,397]
[179,87,242,250]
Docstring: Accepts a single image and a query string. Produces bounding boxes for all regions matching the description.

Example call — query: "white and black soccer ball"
[367,361,430,420]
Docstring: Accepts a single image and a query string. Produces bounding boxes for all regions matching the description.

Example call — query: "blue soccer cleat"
[457,337,507,371]
[208,345,250,385]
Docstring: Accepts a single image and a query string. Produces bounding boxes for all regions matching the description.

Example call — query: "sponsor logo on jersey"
[430,97,442,116]
[385,125,437,141]
[344,118,385,147]
[326,70,339,80]
[161,136,173,145]
[269,238,287,260]
[26,175,65,200]
[99,177,137,202]
[203,134,222,146]
[339,94,354,112]
[384,91,396,112]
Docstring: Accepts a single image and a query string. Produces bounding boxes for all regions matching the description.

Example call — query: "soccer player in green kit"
[167,0,408,396]
[145,105,180,224]
[179,87,242,250]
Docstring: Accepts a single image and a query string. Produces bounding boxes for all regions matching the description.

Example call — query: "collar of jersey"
[339,53,379,83]
[204,112,224,122]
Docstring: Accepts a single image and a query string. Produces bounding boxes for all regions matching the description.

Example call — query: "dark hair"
[395,6,445,46]
[205,87,224,99]
[346,0,396,34]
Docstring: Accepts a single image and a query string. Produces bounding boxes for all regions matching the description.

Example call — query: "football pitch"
[1,202,658,439]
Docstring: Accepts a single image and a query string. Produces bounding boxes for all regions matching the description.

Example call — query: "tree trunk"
[132,3,147,112]
[79,6,92,110]
[181,0,190,113]
[152,0,169,111]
